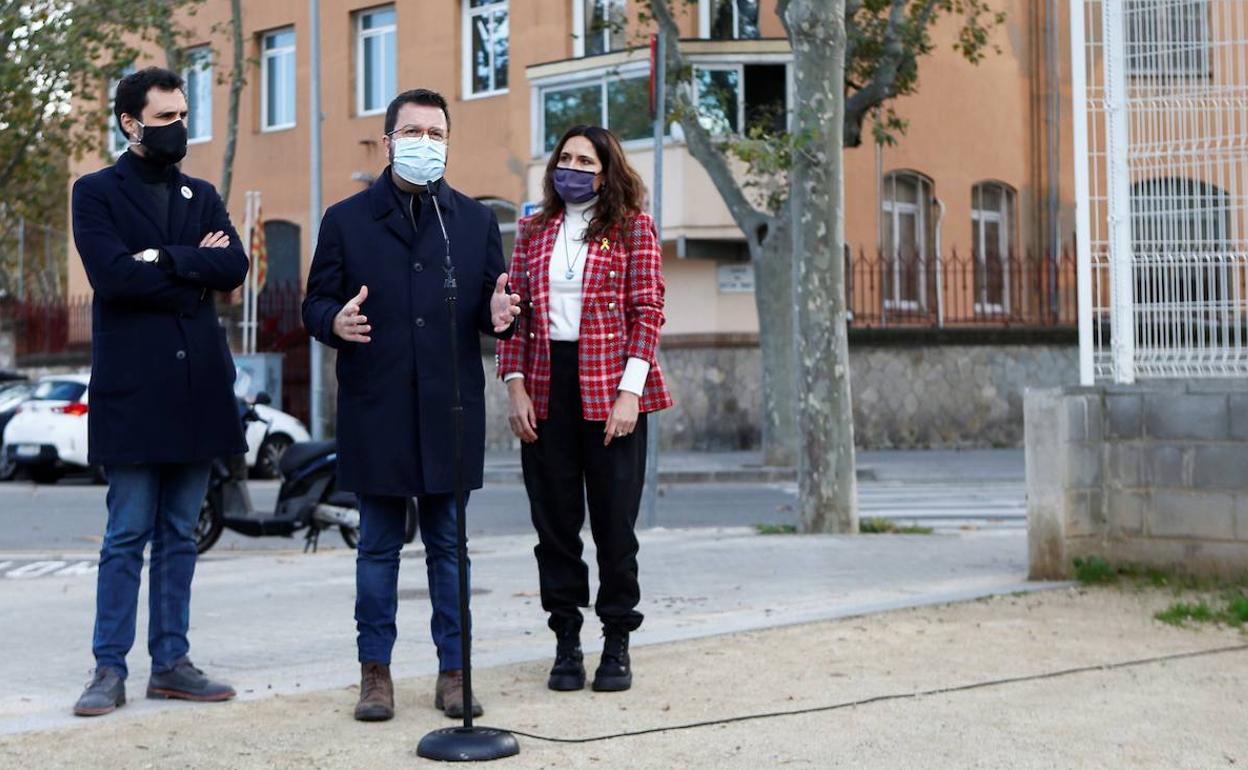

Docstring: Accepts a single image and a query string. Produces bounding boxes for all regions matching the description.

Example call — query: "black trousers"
[522,341,647,635]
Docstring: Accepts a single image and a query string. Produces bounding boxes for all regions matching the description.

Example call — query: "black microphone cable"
[478,642,1248,745]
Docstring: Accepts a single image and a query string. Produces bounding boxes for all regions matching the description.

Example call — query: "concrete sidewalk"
[1,525,1043,738]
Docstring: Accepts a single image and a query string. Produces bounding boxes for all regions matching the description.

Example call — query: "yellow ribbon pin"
[600,238,610,251]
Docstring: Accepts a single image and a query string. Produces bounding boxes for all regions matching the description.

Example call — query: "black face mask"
[132,118,188,166]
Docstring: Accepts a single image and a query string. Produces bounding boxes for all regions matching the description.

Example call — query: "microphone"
[427,178,455,294]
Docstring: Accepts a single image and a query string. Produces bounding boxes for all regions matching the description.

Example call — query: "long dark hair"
[535,125,645,245]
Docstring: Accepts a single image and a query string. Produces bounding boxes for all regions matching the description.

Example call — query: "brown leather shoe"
[353,662,394,722]
[434,669,483,719]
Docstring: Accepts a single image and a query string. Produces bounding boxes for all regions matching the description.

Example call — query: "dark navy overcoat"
[302,170,512,496]
[71,150,249,465]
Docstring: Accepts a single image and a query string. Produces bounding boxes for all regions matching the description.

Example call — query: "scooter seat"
[278,439,337,478]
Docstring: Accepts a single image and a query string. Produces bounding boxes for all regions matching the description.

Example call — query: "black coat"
[303,171,512,497]
[72,151,249,465]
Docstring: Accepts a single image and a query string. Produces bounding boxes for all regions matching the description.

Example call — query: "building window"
[480,198,519,261]
[1125,0,1210,76]
[109,64,137,156]
[700,0,760,40]
[183,47,213,143]
[693,63,788,136]
[357,6,397,116]
[881,170,934,309]
[464,0,509,98]
[540,73,651,153]
[574,0,627,57]
[261,27,297,131]
[1131,177,1229,316]
[971,182,1016,312]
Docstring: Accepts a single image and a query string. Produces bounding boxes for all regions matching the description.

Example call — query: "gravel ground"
[2,586,1245,769]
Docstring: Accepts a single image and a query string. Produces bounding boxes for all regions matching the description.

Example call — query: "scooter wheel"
[196,491,225,554]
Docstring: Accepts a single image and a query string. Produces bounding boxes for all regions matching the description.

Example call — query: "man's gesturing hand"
[490,273,522,333]
[333,285,371,343]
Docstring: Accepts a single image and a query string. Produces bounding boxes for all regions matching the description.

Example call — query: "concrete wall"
[483,338,1079,452]
[1026,382,1248,580]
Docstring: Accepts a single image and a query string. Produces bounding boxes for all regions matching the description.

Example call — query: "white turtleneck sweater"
[505,198,651,397]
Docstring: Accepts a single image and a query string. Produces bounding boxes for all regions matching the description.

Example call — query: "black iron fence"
[845,247,1078,328]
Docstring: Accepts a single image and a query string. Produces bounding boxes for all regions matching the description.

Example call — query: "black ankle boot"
[547,626,586,691]
[592,629,632,692]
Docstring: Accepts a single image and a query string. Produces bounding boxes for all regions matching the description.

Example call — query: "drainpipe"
[934,198,946,328]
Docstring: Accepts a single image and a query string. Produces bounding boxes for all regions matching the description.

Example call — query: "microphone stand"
[417,181,520,762]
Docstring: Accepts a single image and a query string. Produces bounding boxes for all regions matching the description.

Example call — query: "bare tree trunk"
[786,0,857,533]
[649,0,797,465]
[753,219,798,466]
[157,13,182,72]
[219,0,245,207]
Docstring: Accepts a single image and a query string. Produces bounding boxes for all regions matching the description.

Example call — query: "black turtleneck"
[389,169,428,234]
[128,149,176,235]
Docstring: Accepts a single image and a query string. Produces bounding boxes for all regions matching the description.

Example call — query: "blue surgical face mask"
[552,167,598,205]
[392,136,447,186]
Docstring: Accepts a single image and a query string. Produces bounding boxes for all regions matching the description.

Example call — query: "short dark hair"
[113,66,185,131]
[384,89,451,136]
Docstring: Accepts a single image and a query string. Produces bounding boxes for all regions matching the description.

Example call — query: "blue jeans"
[356,493,468,671]
[92,462,211,679]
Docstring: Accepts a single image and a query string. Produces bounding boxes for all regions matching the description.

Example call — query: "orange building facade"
[66,0,1076,339]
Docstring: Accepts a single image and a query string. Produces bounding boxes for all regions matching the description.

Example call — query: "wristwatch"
[138,248,160,263]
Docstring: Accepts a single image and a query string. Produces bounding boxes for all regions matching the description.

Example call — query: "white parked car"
[2,373,310,483]
[244,401,312,479]
[2,374,93,484]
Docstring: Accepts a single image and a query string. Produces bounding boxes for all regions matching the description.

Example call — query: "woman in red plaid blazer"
[496,125,672,694]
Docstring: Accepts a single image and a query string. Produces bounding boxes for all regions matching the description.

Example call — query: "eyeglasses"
[388,125,448,143]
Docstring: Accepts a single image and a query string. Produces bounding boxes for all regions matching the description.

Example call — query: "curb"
[482,466,877,484]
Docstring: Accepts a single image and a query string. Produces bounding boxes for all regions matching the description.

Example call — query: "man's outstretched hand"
[490,273,522,333]
[334,285,372,343]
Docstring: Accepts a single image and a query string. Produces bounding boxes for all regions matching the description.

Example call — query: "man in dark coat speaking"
[69,67,247,717]
[302,89,520,723]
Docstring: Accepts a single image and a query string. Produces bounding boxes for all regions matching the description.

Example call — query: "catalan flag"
[250,206,268,294]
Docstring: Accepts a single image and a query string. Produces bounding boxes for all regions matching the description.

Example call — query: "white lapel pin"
[181,185,193,200]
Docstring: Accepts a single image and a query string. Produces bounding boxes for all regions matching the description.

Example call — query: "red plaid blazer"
[496,209,674,421]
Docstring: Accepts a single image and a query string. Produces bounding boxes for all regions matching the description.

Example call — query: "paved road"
[0,479,807,553]
[0,450,1028,556]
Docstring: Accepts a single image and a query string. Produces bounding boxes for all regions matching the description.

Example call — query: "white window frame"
[1125,0,1211,77]
[183,46,213,144]
[261,27,297,132]
[881,171,932,311]
[572,0,626,58]
[532,62,653,157]
[971,182,1015,315]
[692,64,744,136]
[356,6,397,117]
[698,0,760,40]
[462,0,509,100]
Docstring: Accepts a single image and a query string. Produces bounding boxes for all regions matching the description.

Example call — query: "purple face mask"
[552,167,598,204]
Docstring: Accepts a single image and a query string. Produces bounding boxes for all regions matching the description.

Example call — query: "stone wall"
[482,333,1080,452]
[0,332,13,370]
[1026,382,1248,580]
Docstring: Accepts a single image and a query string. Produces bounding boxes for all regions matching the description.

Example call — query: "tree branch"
[0,111,46,193]
[843,0,909,146]
[649,0,772,245]
[219,0,245,205]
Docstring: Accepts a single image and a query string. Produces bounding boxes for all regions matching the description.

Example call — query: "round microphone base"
[416,726,520,762]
